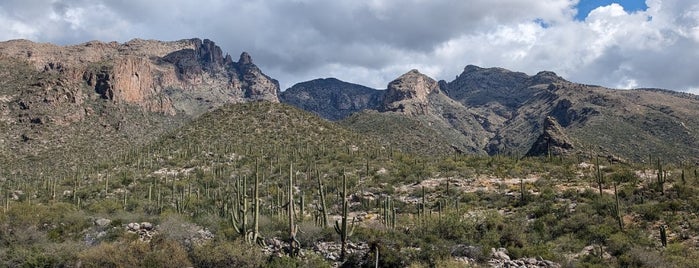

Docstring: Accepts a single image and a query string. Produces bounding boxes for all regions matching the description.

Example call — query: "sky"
[0,0,698,94]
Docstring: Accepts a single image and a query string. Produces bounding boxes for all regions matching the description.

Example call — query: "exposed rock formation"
[0,38,279,116]
[525,116,575,157]
[235,52,280,102]
[380,69,439,115]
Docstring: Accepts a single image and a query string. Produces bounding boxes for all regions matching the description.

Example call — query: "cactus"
[656,159,665,194]
[299,192,305,222]
[419,186,426,227]
[520,177,526,204]
[596,156,603,197]
[247,159,264,246]
[316,169,329,228]
[230,180,248,236]
[230,169,264,246]
[681,169,686,184]
[613,181,623,231]
[288,163,300,257]
[660,225,667,247]
[383,195,396,230]
[334,173,355,261]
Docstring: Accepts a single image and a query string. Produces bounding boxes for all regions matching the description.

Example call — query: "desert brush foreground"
[1,102,698,267]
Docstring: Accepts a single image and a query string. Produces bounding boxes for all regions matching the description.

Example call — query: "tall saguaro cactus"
[335,173,355,261]
[248,158,264,246]
[288,163,300,257]
[317,170,329,228]
[657,159,665,194]
[596,156,603,197]
[660,225,668,247]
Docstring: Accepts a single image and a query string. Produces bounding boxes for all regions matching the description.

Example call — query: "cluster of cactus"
[334,174,355,261]
[228,160,264,246]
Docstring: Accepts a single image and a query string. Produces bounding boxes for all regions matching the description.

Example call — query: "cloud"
[0,0,697,93]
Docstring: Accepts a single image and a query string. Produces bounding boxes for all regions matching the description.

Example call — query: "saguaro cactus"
[596,156,603,197]
[247,159,264,246]
[316,170,329,228]
[613,182,623,231]
[288,163,300,257]
[660,225,667,247]
[657,159,665,194]
[334,173,355,261]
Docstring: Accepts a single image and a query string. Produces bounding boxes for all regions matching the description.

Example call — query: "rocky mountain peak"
[195,38,225,69]
[0,38,280,117]
[529,70,564,85]
[380,69,439,115]
[238,52,253,65]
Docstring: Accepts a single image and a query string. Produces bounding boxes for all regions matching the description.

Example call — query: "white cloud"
[0,0,697,92]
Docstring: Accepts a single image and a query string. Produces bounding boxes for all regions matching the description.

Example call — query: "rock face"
[280,78,383,120]
[525,116,575,157]
[380,69,440,115]
[343,69,493,155]
[0,38,279,116]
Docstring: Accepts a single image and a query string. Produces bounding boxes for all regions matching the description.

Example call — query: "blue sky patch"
[575,0,649,20]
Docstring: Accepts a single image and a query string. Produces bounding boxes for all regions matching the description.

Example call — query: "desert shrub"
[609,168,638,184]
[412,239,452,267]
[633,202,665,221]
[190,239,265,268]
[79,237,191,268]
[296,221,334,247]
[508,243,556,262]
[78,241,146,267]
[266,253,331,268]
[0,241,83,267]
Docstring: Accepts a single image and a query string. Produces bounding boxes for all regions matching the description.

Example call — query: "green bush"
[190,239,265,268]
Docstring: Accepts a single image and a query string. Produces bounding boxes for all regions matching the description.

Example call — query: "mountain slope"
[444,65,699,162]
[279,78,383,120]
[0,38,281,178]
[343,70,490,155]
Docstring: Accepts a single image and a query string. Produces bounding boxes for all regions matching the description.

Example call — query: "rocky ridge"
[380,69,440,115]
[282,64,699,161]
[0,38,279,116]
[279,78,383,121]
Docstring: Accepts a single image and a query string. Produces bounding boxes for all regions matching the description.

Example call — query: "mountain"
[279,78,383,120]
[0,38,280,175]
[3,37,699,164]
[343,70,491,155]
[444,65,699,162]
[0,38,279,116]
[285,65,699,162]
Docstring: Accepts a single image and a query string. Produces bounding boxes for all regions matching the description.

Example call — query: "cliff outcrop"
[0,38,279,116]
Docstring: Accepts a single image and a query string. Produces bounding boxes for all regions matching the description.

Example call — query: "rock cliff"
[0,38,279,116]
[380,69,439,115]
